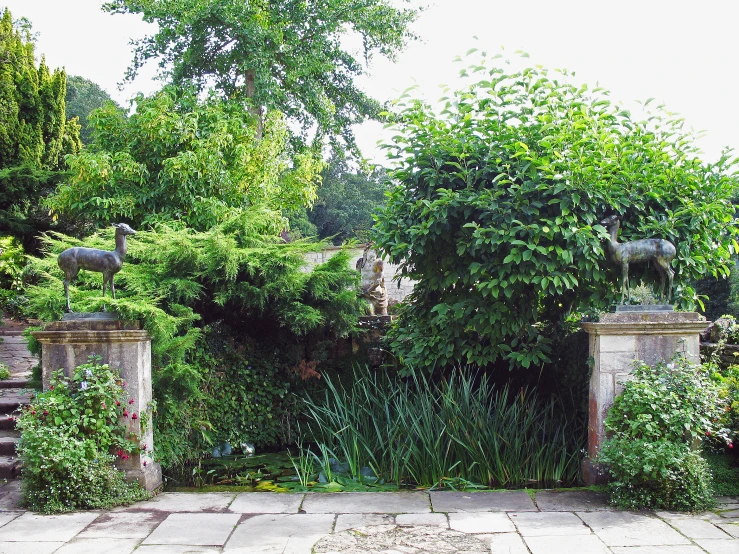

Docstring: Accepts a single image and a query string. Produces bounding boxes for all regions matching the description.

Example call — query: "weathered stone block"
[32,318,162,492]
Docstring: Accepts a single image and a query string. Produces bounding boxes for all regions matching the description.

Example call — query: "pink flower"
[128,398,135,405]
[131,413,138,420]
[730,443,735,449]
[122,410,129,417]
[143,461,147,467]
[101,402,106,409]
[116,400,121,407]
[706,430,713,436]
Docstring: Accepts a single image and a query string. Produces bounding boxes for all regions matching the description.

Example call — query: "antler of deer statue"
[58,223,137,312]
[599,215,676,304]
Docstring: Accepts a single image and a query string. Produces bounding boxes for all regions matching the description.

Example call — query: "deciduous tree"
[374,56,739,372]
[103,0,419,148]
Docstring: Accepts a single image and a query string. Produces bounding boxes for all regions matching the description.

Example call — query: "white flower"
[80,381,88,390]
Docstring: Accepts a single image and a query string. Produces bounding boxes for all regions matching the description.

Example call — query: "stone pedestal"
[32,317,162,491]
[580,311,708,485]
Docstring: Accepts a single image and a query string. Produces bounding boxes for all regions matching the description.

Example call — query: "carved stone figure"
[356,246,388,316]
[600,215,675,304]
[58,223,136,312]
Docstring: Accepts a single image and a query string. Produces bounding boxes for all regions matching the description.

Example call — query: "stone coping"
[582,311,708,335]
[31,329,151,344]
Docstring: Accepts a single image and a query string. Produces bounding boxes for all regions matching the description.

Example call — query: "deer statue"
[58,223,137,312]
[599,215,676,304]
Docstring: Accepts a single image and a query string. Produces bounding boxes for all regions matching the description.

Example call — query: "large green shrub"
[598,357,724,511]
[374,55,739,372]
[23,212,362,469]
[16,359,149,513]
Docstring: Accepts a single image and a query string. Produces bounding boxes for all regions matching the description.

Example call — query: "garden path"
[0,488,735,553]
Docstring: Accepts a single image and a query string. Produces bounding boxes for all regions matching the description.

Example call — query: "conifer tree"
[0,8,81,242]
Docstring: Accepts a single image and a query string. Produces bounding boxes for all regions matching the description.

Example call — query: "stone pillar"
[580,311,708,485]
[32,316,162,491]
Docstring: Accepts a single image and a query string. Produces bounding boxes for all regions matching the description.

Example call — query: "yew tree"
[103,0,419,147]
[374,56,739,372]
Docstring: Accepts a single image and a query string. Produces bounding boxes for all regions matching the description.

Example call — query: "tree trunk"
[245,69,264,140]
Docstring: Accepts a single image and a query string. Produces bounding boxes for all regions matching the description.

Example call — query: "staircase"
[0,329,37,479]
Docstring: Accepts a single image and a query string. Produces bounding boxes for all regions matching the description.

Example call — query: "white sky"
[4,0,739,163]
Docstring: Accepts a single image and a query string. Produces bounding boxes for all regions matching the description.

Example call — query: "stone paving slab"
[224,513,334,553]
[429,490,536,512]
[54,536,142,553]
[524,534,611,554]
[229,492,304,513]
[143,513,241,546]
[578,511,691,547]
[0,511,100,542]
[335,513,394,532]
[0,541,64,554]
[302,491,430,514]
[120,492,235,512]
[447,512,515,534]
[396,512,448,527]
[509,511,592,536]
[610,546,706,554]
[483,532,529,554]
[663,516,732,539]
[0,512,20,527]
[136,546,222,553]
[693,538,739,554]
[534,489,611,511]
[716,522,739,538]
[76,511,166,538]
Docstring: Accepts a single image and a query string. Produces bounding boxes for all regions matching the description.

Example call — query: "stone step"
[0,435,17,456]
[0,455,21,479]
[0,415,16,432]
[0,379,31,389]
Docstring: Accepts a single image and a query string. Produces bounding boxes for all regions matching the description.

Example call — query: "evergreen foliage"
[23,211,362,468]
[0,8,81,243]
[47,86,322,231]
[374,55,739,372]
[0,8,80,170]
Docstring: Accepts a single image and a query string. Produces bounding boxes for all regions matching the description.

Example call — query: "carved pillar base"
[580,311,708,485]
[32,317,162,492]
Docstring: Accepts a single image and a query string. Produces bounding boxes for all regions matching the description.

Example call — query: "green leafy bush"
[16,359,149,513]
[374,54,739,372]
[23,212,362,469]
[598,357,724,511]
[300,368,584,489]
[0,363,10,380]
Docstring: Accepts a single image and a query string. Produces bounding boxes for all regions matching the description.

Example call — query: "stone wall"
[302,247,415,304]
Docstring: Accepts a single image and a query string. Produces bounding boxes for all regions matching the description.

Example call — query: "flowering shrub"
[16,358,149,513]
[598,357,725,511]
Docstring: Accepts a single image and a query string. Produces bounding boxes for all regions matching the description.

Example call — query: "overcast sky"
[4,0,738,163]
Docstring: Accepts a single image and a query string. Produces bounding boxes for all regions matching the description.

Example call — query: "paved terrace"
[0,483,736,553]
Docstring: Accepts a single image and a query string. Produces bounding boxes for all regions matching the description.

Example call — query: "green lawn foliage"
[16,359,149,513]
[374,55,739,373]
[23,210,362,470]
[598,357,724,511]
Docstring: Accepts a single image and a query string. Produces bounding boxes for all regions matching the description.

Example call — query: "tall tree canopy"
[65,75,124,145]
[47,86,321,231]
[0,8,81,242]
[374,57,739,373]
[102,0,419,148]
[308,155,389,244]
